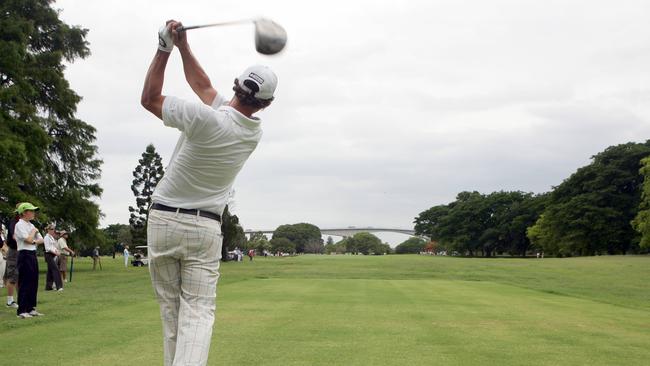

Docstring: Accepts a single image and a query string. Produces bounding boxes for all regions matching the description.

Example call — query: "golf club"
[69,255,74,282]
[177,18,287,55]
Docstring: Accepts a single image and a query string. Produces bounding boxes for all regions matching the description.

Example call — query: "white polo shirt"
[151,94,263,215]
[44,234,58,254]
[14,219,42,251]
[57,237,69,255]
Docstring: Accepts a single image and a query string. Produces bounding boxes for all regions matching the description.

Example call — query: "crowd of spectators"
[1,202,75,319]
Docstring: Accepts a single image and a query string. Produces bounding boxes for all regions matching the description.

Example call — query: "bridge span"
[245,227,427,240]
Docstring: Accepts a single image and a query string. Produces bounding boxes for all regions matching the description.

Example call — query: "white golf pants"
[147,209,223,366]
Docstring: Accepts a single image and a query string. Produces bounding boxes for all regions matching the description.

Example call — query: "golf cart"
[132,245,149,267]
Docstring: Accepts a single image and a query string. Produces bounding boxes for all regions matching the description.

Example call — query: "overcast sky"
[55,0,650,243]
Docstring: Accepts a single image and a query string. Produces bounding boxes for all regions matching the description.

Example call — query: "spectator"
[234,247,243,262]
[14,202,45,318]
[92,246,102,270]
[124,245,130,267]
[56,231,74,282]
[4,206,21,309]
[43,224,63,291]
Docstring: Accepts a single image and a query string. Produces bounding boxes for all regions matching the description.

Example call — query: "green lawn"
[1,255,649,365]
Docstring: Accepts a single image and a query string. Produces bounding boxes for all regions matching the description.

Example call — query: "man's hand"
[158,22,174,52]
[171,21,188,49]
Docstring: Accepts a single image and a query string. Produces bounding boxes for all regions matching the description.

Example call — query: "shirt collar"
[221,106,261,129]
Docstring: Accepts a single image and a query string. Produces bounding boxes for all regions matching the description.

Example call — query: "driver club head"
[253,18,287,55]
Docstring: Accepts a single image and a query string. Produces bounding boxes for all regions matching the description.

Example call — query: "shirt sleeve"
[210,94,228,110]
[162,96,216,139]
[13,222,30,245]
[44,236,55,253]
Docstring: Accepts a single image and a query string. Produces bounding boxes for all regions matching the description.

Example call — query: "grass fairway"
[1,255,649,365]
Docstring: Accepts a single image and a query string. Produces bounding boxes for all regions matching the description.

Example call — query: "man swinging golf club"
[141,20,277,366]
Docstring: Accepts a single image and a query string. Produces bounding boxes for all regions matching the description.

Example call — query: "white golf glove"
[158,24,173,52]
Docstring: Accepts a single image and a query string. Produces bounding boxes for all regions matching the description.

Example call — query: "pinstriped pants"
[147,209,223,366]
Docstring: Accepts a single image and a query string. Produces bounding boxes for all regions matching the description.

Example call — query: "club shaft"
[178,19,253,32]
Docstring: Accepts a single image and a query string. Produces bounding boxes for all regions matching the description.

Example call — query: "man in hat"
[140,20,277,366]
[56,230,75,282]
[13,202,45,318]
[43,224,63,291]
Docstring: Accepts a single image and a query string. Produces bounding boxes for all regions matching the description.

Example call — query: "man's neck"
[229,98,259,118]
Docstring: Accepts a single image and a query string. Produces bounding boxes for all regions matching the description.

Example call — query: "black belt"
[150,203,221,222]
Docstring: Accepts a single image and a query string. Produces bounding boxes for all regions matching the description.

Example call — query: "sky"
[55,0,650,244]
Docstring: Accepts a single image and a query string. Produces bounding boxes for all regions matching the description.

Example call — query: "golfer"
[141,20,277,366]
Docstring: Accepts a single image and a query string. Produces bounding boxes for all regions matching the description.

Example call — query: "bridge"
[245,227,428,240]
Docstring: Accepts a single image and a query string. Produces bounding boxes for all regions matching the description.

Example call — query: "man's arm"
[21,228,44,245]
[141,50,170,120]
[172,22,218,105]
[141,23,176,119]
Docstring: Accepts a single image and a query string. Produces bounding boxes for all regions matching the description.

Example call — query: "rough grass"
[1,255,648,365]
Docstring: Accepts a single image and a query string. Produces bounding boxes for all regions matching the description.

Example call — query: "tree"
[346,232,384,255]
[376,242,392,255]
[270,237,295,254]
[128,144,164,245]
[0,0,103,248]
[304,240,325,254]
[632,156,650,250]
[325,237,347,254]
[395,237,426,254]
[436,191,491,256]
[102,223,131,254]
[254,237,271,255]
[272,223,322,253]
[415,191,547,257]
[221,205,246,260]
[117,225,133,246]
[529,142,650,256]
[414,205,450,241]
[248,231,271,254]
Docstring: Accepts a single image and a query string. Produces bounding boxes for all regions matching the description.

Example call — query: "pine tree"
[129,144,164,245]
[0,0,103,248]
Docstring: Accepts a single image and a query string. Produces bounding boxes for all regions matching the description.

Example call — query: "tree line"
[225,223,392,257]
[414,141,650,257]
[100,141,650,259]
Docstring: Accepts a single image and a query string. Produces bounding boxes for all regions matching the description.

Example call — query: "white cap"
[237,65,278,100]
